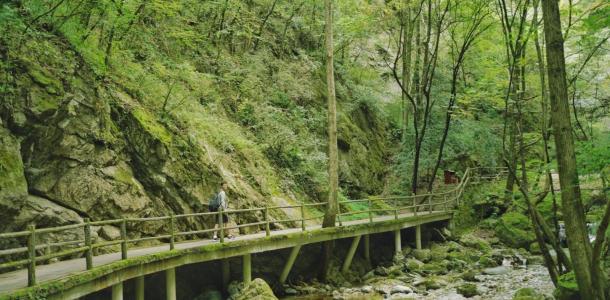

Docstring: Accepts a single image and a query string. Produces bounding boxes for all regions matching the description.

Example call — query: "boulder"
[459,233,491,253]
[232,278,278,300]
[457,283,480,298]
[390,285,413,294]
[513,287,546,300]
[495,212,536,249]
[412,249,432,262]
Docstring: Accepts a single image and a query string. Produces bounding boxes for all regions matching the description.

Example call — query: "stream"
[280,247,554,300]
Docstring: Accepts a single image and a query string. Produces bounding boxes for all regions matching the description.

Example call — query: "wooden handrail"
[0,167,505,287]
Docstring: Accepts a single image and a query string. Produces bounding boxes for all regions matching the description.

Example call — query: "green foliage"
[576,132,610,175]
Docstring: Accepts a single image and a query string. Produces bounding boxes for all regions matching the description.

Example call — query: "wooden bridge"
[0,168,504,300]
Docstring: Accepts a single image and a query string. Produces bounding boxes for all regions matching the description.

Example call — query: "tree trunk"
[540,0,596,299]
[321,0,338,282]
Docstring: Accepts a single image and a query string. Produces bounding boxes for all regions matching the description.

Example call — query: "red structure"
[444,170,459,184]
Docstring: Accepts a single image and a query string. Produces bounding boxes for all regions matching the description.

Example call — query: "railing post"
[84,218,93,269]
[300,202,305,231]
[219,207,225,243]
[121,218,128,259]
[428,195,433,214]
[264,207,270,237]
[169,214,175,250]
[394,199,398,220]
[443,194,447,211]
[368,198,373,223]
[413,197,417,216]
[27,224,36,286]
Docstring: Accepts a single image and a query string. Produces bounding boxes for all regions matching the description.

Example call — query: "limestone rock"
[0,127,28,231]
[99,225,122,240]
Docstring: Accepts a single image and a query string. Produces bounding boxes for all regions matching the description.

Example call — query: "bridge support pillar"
[280,245,302,284]
[243,253,252,284]
[415,225,422,250]
[363,234,370,264]
[135,276,144,300]
[166,268,176,300]
[112,282,123,300]
[394,230,401,254]
[342,235,361,273]
[222,259,230,291]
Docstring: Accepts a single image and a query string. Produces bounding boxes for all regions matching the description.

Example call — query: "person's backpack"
[208,193,221,211]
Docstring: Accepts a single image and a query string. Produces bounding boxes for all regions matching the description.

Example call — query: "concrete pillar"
[112,282,123,300]
[222,259,230,291]
[416,225,422,250]
[394,230,402,254]
[279,245,302,284]
[342,235,361,273]
[363,234,370,264]
[243,253,251,284]
[166,268,176,300]
[135,276,145,300]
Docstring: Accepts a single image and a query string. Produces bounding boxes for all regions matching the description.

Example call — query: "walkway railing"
[0,167,505,287]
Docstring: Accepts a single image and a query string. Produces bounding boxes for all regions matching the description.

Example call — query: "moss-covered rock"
[478,254,499,268]
[457,283,479,298]
[421,261,448,275]
[459,233,492,253]
[461,270,479,282]
[405,258,424,271]
[513,287,545,300]
[412,249,432,262]
[495,212,535,249]
[232,278,278,300]
[553,272,579,300]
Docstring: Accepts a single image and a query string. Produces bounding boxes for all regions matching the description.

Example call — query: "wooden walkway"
[0,167,505,299]
[0,211,445,293]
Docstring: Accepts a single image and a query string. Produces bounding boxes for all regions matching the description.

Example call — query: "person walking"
[211,182,234,240]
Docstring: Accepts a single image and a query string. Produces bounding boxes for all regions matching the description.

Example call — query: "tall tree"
[321,0,338,281]
[323,0,338,229]
[540,0,597,298]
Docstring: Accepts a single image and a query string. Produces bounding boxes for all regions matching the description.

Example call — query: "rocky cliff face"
[0,3,395,242]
